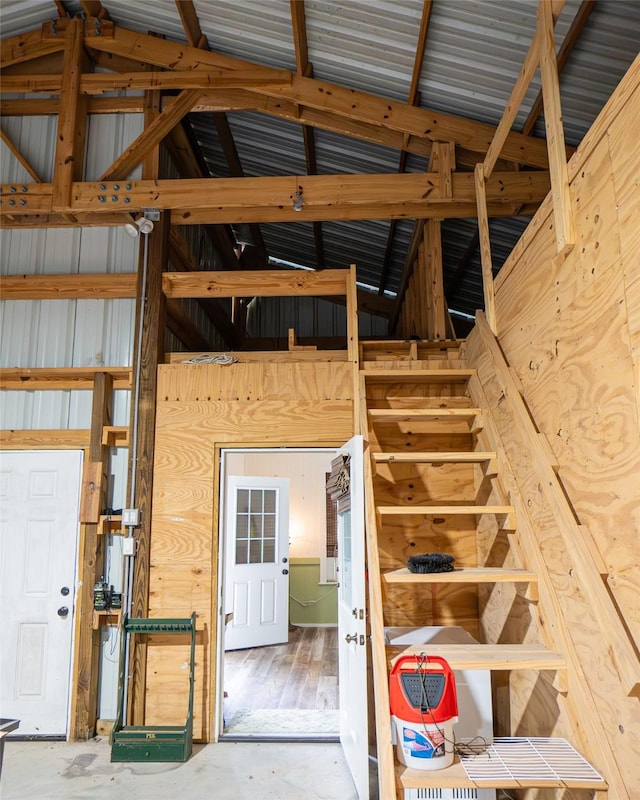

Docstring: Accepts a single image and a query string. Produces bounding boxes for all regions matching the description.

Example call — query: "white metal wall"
[1,112,145,720]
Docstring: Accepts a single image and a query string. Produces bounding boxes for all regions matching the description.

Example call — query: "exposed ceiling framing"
[1,0,638,346]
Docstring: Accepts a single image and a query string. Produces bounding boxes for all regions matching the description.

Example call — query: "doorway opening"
[217,448,339,741]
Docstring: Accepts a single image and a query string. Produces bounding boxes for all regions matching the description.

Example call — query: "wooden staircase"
[358,340,607,798]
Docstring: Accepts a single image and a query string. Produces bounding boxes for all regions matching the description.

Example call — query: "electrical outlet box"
[122,537,137,556]
[122,508,140,526]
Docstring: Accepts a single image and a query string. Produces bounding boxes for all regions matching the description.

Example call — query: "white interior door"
[0,450,82,736]
[336,435,369,799]
[224,476,289,651]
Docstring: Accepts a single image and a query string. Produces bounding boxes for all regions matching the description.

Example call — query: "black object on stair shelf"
[407,553,455,573]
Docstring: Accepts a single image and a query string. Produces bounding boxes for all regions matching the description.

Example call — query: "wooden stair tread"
[387,643,566,671]
[377,504,514,515]
[368,408,481,421]
[384,567,537,583]
[362,368,475,383]
[373,451,494,464]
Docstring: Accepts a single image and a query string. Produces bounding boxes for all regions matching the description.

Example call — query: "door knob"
[57,606,69,618]
[60,586,70,596]
[344,633,358,643]
[282,568,289,575]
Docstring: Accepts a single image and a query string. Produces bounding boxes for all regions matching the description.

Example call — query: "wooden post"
[425,219,446,340]
[538,0,576,255]
[71,371,112,739]
[346,263,360,434]
[52,18,87,212]
[474,163,497,334]
[128,212,169,725]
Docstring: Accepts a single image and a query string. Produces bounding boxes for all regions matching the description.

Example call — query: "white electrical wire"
[181,354,239,364]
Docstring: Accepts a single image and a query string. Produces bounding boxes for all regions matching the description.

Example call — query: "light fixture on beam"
[124,209,160,237]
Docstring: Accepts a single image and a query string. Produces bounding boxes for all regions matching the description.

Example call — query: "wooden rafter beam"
[0,28,67,69]
[175,0,207,49]
[82,24,550,168]
[0,69,292,94]
[522,0,596,136]
[99,88,205,182]
[0,90,572,169]
[1,172,549,223]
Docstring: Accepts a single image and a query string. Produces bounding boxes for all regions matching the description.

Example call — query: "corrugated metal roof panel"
[303,0,422,100]
[2,0,639,326]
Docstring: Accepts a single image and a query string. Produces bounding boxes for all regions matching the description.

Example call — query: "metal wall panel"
[247,296,387,340]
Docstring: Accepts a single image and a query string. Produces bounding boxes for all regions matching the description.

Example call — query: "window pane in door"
[235,538,248,565]
[235,487,279,566]
[264,514,275,537]
[263,538,276,563]
[249,540,262,564]
[250,491,262,513]
[237,489,249,513]
[264,490,276,513]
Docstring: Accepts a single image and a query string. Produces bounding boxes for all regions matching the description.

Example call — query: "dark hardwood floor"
[223,625,338,720]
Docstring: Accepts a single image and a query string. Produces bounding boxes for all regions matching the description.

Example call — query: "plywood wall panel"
[157,362,353,402]
[148,360,353,740]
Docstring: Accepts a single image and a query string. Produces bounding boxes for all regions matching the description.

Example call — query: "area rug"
[225,708,339,736]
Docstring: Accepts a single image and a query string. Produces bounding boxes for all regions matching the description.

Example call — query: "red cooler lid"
[389,654,458,723]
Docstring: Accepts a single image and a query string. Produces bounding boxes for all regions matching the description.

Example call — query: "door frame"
[0,447,84,739]
[214,445,336,742]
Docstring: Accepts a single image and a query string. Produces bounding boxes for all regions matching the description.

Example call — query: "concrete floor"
[1,738,359,800]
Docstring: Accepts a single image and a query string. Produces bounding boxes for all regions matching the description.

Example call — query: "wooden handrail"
[360,373,397,799]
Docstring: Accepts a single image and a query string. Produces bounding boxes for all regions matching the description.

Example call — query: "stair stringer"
[464,314,639,798]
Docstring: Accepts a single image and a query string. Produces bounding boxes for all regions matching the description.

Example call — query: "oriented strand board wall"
[467,56,640,797]
[146,361,353,740]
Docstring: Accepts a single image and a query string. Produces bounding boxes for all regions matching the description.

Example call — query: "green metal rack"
[110,613,196,763]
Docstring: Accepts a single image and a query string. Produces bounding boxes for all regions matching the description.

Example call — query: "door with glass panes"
[224,476,289,650]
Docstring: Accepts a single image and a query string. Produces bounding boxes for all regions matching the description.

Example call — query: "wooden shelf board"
[383,567,537,584]
[386,643,566,671]
[0,366,131,390]
[361,369,475,384]
[373,451,495,464]
[368,408,481,422]
[377,505,514,516]
[397,755,606,791]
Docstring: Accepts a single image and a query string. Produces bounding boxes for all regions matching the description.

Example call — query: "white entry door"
[224,476,290,651]
[336,436,369,799]
[0,450,83,736]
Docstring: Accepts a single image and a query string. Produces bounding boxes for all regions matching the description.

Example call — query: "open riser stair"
[358,339,608,798]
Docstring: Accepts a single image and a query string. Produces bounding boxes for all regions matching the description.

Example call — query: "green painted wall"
[289,558,338,625]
